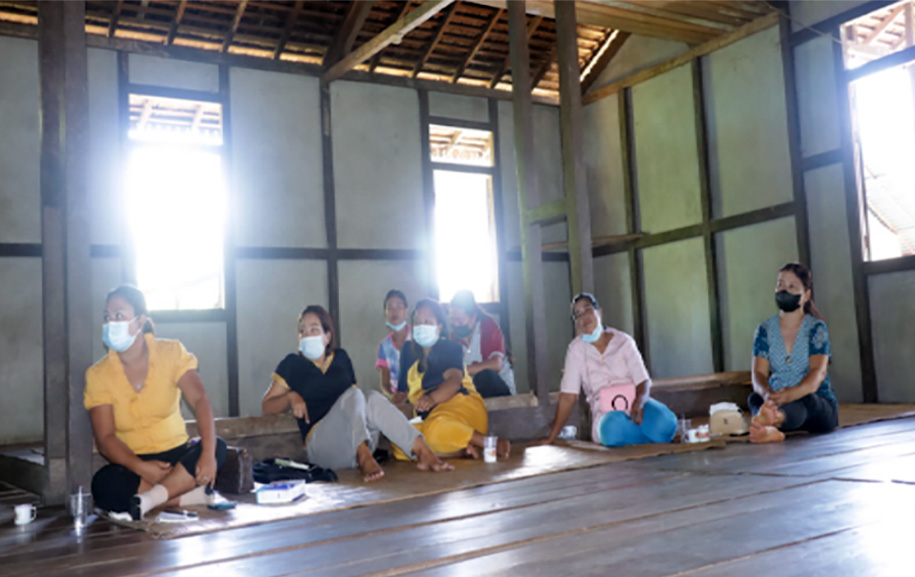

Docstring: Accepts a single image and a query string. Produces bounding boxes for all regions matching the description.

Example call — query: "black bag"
[252,458,338,484]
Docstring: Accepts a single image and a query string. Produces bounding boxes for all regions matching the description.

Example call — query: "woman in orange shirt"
[85,285,226,520]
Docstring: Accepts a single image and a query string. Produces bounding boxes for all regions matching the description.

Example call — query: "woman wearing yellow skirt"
[396,299,510,459]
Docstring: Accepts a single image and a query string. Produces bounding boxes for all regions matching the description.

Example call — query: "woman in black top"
[262,305,450,481]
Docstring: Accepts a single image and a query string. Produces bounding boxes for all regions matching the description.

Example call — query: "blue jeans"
[598,398,678,447]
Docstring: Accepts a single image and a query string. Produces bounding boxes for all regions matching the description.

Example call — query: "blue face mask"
[299,335,326,360]
[413,324,439,348]
[386,320,408,332]
[582,324,603,343]
[103,318,138,352]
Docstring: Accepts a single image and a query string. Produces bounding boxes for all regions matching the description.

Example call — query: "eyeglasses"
[571,306,595,322]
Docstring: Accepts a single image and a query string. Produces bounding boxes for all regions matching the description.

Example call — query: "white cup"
[483,435,498,463]
[14,503,37,526]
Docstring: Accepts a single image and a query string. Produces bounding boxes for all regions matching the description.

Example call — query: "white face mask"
[299,335,326,360]
[413,324,439,348]
[103,318,139,352]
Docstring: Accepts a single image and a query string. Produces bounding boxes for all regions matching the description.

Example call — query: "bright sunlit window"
[125,94,226,310]
[849,62,915,260]
[434,170,499,303]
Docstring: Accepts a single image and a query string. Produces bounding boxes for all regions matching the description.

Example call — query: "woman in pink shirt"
[539,293,677,447]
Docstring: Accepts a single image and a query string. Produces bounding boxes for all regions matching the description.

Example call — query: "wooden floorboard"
[1,417,913,576]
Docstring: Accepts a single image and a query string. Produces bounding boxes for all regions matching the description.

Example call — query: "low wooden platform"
[1,416,914,576]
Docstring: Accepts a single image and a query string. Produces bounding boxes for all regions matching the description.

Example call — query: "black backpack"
[252,458,338,484]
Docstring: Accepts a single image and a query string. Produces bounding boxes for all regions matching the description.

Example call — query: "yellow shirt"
[84,334,197,455]
[405,361,477,405]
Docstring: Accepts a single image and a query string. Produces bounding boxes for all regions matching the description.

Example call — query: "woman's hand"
[415,394,436,413]
[391,391,409,405]
[137,460,172,485]
[196,452,218,489]
[530,437,556,446]
[768,386,803,406]
[630,394,647,425]
[287,391,309,422]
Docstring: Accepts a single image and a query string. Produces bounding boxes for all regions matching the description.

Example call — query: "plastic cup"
[483,435,498,463]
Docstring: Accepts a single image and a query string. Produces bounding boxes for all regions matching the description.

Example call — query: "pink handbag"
[598,384,637,413]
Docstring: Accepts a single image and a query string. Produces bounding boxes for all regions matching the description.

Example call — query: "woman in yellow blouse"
[396,299,510,459]
[85,285,226,520]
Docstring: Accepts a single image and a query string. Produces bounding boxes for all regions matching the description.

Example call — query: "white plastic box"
[255,481,307,505]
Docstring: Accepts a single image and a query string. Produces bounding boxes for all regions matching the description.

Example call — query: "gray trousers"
[306,387,421,471]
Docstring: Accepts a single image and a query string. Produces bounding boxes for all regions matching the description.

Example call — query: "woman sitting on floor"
[85,285,227,520]
[449,290,517,398]
[538,293,677,447]
[396,299,510,459]
[749,263,838,443]
[375,289,411,404]
[262,305,451,482]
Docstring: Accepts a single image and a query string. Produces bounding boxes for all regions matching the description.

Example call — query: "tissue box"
[256,481,307,505]
[709,405,748,436]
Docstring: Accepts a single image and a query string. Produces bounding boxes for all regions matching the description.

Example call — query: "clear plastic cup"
[483,435,498,463]
[69,490,91,532]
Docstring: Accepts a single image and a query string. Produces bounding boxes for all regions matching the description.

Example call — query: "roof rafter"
[412,1,460,78]
[489,15,543,89]
[451,7,501,83]
[165,0,187,46]
[580,30,630,94]
[221,0,248,53]
[272,0,304,60]
[324,0,375,68]
[323,0,456,84]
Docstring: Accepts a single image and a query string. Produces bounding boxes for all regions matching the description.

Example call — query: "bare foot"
[412,438,454,473]
[497,438,511,459]
[356,443,385,482]
[749,422,785,444]
[753,400,781,427]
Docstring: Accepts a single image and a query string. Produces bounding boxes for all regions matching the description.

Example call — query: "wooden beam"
[832,29,878,403]
[320,84,341,340]
[0,15,559,107]
[588,0,734,32]
[490,15,542,89]
[692,59,723,373]
[221,0,248,54]
[413,1,459,78]
[508,0,550,407]
[531,43,557,91]
[370,1,414,73]
[555,0,594,295]
[219,64,240,417]
[452,7,501,83]
[323,0,456,84]
[165,0,187,46]
[473,0,720,44]
[108,0,123,38]
[583,11,779,105]
[862,4,905,44]
[580,31,630,95]
[272,0,303,60]
[37,0,93,504]
[324,0,375,68]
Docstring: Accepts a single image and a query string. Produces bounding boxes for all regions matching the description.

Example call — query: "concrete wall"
[790,0,871,31]
[717,217,799,372]
[869,271,915,402]
[588,36,688,93]
[704,26,793,217]
[0,37,41,443]
[231,69,325,249]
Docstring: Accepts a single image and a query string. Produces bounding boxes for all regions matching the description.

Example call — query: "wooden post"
[692,59,724,373]
[508,0,550,403]
[554,0,594,296]
[38,0,93,503]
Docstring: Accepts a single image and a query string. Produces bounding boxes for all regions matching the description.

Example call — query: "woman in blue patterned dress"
[749,263,838,443]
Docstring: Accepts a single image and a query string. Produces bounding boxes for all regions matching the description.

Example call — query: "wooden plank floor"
[2,417,914,577]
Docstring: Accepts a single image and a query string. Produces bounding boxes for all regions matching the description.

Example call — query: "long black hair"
[106,284,155,334]
[780,262,823,320]
[409,298,448,370]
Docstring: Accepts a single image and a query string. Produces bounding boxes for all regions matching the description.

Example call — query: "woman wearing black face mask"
[448,290,516,398]
[748,263,838,443]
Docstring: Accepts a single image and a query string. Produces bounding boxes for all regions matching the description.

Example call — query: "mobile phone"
[207,502,237,511]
